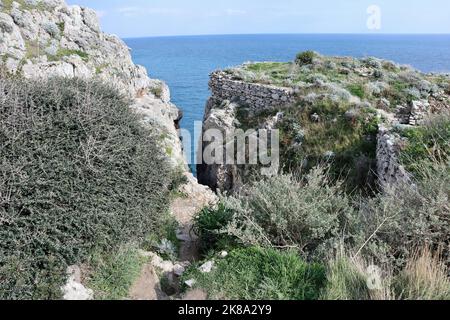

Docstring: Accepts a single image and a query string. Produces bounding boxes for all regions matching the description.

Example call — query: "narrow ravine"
[129,173,217,300]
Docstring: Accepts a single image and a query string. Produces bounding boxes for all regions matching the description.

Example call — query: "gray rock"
[310,113,320,122]
[42,21,60,38]
[61,266,94,300]
[184,279,196,288]
[44,39,59,56]
[173,264,185,277]
[199,261,214,273]
[0,12,14,33]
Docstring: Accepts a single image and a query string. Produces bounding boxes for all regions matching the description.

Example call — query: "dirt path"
[129,173,216,300]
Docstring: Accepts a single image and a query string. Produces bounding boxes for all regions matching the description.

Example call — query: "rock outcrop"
[197,98,241,192]
[376,125,411,187]
[0,0,185,169]
[198,56,450,192]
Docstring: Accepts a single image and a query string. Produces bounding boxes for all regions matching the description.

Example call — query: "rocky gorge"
[1,1,449,301]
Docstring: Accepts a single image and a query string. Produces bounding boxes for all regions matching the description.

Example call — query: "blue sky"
[67,0,450,38]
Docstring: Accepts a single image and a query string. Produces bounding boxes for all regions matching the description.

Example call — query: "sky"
[66,0,450,38]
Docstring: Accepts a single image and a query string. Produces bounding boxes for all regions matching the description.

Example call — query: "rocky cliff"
[1,0,219,301]
[0,0,185,169]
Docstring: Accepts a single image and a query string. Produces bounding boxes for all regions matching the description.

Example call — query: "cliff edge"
[0,0,186,168]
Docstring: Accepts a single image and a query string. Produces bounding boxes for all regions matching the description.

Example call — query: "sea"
[125,34,450,173]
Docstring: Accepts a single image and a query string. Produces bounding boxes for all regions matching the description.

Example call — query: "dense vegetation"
[186,52,449,299]
[0,77,175,299]
[398,112,450,174]
[229,52,450,192]
[187,161,449,299]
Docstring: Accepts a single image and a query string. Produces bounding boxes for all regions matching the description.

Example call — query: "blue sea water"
[125,34,450,173]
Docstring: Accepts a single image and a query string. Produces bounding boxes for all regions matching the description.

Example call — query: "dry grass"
[322,247,394,300]
[394,247,450,300]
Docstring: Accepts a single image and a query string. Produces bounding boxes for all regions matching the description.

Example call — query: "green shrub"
[52,48,89,61]
[323,247,449,300]
[221,167,357,258]
[183,247,326,300]
[322,255,372,300]
[0,77,173,299]
[360,162,450,267]
[295,51,316,66]
[399,113,450,174]
[278,100,379,193]
[193,203,237,253]
[150,86,163,99]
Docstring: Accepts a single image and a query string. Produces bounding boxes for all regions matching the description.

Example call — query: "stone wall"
[395,100,431,126]
[209,70,296,110]
[376,125,411,187]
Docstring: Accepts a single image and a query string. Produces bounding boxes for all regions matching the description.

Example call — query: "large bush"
[221,167,357,257]
[359,162,450,267]
[0,77,173,299]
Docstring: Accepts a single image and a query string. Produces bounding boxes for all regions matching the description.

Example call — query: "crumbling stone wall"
[209,71,296,110]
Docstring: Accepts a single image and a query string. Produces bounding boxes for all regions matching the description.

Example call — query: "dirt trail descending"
[173,173,217,262]
[129,173,217,300]
[129,264,169,300]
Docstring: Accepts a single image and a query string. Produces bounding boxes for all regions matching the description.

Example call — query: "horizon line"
[122,32,450,40]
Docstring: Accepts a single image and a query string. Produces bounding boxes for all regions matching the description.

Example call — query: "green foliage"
[142,213,180,261]
[193,203,237,253]
[322,255,372,300]
[360,162,450,267]
[399,114,450,174]
[221,167,356,258]
[56,22,65,34]
[278,100,379,192]
[52,49,89,61]
[295,51,316,66]
[88,246,146,300]
[0,77,173,299]
[1,0,52,13]
[183,247,326,300]
[235,106,278,131]
[245,62,290,73]
[347,84,366,99]
[150,86,163,98]
[322,247,450,300]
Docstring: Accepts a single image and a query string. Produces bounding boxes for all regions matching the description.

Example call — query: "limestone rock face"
[0,0,164,96]
[197,98,242,192]
[0,0,186,171]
